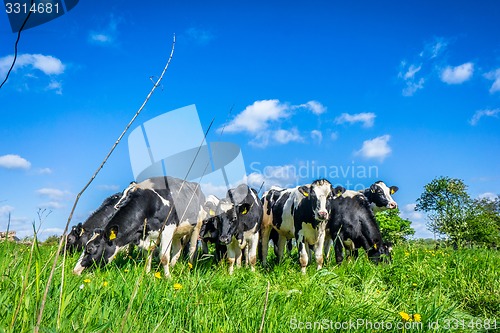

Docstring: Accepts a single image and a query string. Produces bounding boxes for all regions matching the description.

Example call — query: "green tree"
[375,208,415,244]
[416,176,470,246]
[463,197,500,247]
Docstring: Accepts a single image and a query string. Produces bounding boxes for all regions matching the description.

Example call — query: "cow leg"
[334,237,344,265]
[187,226,199,264]
[324,232,332,261]
[298,242,309,274]
[247,232,259,272]
[226,239,239,275]
[276,234,288,263]
[201,240,209,256]
[260,226,271,267]
[170,236,183,267]
[160,224,176,278]
[236,244,243,268]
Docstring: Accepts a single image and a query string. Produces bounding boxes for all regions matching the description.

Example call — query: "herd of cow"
[66,176,398,277]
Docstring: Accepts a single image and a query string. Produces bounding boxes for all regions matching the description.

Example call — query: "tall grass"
[0,241,498,332]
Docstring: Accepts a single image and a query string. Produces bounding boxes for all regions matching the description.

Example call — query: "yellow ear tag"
[79,228,85,237]
[109,230,117,240]
[390,189,395,195]
[303,192,309,197]
[337,192,342,197]
[373,243,378,250]
[241,207,248,215]
[209,209,215,216]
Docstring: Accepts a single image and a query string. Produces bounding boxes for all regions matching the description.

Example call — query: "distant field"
[0,241,498,332]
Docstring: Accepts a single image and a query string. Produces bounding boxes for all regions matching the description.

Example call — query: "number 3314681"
[6,2,60,14]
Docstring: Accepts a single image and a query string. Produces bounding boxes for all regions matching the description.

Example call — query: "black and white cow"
[199,195,227,262]
[343,181,399,211]
[65,193,121,254]
[217,184,262,274]
[329,194,392,264]
[261,179,345,274]
[324,180,399,260]
[73,176,205,277]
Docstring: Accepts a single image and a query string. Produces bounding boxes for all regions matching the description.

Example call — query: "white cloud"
[478,192,498,201]
[402,78,425,96]
[356,135,392,161]
[38,201,65,210]
[335,112,376,128]
[310,130,323,144]
[185,27,215,45]
[428,38,448,59]
[330,132,339,141]
[222,99,290,134]
[0,154,31,170]
[0,54,65,77]
[469,109,500,126]
[440,62,474,84]
[36,188,69,200]
[88,16,121,46]
[402,64,422,80]
[37,168,53,175]
[0,205,15,216]
[398,37,449,96]
[223,99,327,147]
[272,128,303,144]
[39,227,64,235]
[297,100,327,115]
[400,203,434,239]
[96,184,120,191]
[90,34,112,43]
[247,164,299,190]
[484,68,500,93]
[46,80,62,94]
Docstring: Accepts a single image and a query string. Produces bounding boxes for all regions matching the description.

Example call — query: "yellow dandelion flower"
[399,311,411,321]
[188,262,193,269]
[173,283,183,291]
[413,313,421,322]
[412,283,417,287]
[154,272,162,279]
[83,279,91,283]
[103,281,108,287]
[405,252,410,256]
[124,269,129,273]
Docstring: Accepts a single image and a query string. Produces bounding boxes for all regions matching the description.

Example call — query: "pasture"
[0,240,498,332]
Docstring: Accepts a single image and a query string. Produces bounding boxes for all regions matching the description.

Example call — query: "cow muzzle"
[219,235,231,245]
[317,211,329,220]
[387,202,397,209]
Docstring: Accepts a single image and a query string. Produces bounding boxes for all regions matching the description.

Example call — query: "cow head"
[200,196,221,242]
[65,223,84,253]
[73,227,121,275]
[367,181,398,209]
[298,179,345,221]
[367,241,393,264]
[217,198,251,245]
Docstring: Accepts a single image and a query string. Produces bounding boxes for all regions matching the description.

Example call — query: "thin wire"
[0,0,35,89]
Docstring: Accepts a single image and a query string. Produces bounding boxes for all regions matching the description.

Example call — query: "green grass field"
[0,240,498,332]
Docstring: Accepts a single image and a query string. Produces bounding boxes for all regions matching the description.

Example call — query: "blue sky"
[1,0,499,240]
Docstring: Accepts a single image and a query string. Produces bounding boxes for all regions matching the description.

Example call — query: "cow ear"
[239,203,251,215]
[333,186,346,197]
[298,185,310,197]
[107,226,118,241]
[370,184,377,193]
[390,186,399,195]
